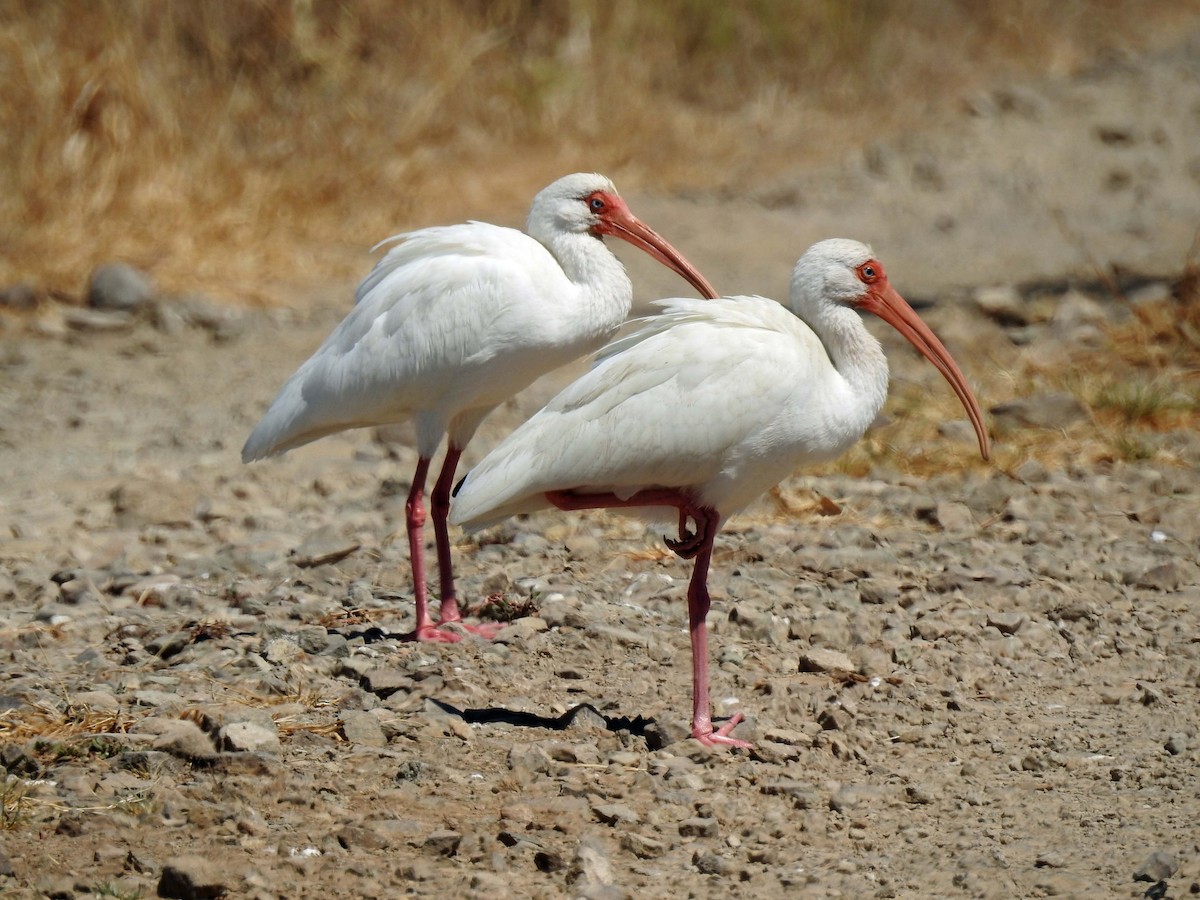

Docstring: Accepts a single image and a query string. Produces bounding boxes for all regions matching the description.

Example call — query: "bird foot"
[437,604,507,640]
[665,529,703,559]
[455,620,506,639]
[693,713,751,749]
[400,624,464,643]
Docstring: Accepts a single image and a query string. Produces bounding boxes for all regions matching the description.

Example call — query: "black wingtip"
[451,473,467,498]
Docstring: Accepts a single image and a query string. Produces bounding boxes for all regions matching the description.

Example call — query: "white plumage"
[243,173,716,643]
[452,238,989,746]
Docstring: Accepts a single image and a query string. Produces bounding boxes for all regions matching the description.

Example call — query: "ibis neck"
[811,304,891,433]
[542,230,633,317]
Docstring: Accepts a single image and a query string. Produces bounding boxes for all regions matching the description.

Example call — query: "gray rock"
[340,710,388,747]
[424,829,462,856]
[141,719,218,762]
[799,647,855,673]
[621,832,667,858]
[677,816,718,837]
[987,612,1027,635]
[1133,850,1178,882]
[87,261,155,311]
[693,850,735,876]
[220,720,281,754]
[568,836,616,891]
[360,667,415,697]
[0,282,38,310]
[592,802,640,826]
[1126,561,1184,591]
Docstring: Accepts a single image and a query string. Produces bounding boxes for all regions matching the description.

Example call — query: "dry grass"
[3,0,1198,304]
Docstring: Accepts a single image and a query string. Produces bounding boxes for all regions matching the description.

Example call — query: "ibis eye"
[857,262,879,284]
[589,197,606,212]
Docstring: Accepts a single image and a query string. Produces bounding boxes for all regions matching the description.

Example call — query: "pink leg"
[683,510,750,749]
[402,456,461,643]
[546,489,749,748]
[431,446,503,638]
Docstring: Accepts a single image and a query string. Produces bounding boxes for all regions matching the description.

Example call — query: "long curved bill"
[859,281,991,461]
[603,206,719,301]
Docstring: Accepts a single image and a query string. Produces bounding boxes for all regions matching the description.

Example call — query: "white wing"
[243,223,588,461]
[451,295,848,529]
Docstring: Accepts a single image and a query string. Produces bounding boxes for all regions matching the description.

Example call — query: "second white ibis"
[242,173,716,643]
[451,238,990,747]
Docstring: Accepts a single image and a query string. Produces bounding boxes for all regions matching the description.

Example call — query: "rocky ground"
[2,30,1199,900]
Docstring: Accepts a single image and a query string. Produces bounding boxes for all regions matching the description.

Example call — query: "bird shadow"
[343,626,701,749]
[426,698,657,740]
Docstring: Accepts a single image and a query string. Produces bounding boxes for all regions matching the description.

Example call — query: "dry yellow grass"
[3,0,1199,304]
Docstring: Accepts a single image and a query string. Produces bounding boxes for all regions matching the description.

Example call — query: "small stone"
[858,578,900,605]
[423,829,462,856]
[1035,851,1066,868]
[493,616,549,643]
[340,710,388,747]
[88,261,155,311]
[0,282,39,310]
[141,719,218,762]
[799,648,855,674]
[592,802,639,826]
[1133,850,1178,882]
[220,720,281,754]
[644,718,691,750]
[360,667,415,697]
[621,832,666,859]
[931,501,976,532]
[678,816,718,838]
[693,850,735,876]
[568,836,615,889]
[906,783,935,805]
[987,612,1027,635]
[263,638,304,665]
[1164,733,1188,756]
[1126,561,1183,591]
[158,854,230,899]
[760,780,822,809]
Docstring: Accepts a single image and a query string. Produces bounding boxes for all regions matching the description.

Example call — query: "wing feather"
[451,296,828,528]
[242,224,575,460]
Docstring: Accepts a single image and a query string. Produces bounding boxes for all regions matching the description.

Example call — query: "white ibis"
[242,173,716,643]
[451,239,990,747]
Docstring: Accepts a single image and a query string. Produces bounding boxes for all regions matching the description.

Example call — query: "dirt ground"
[1,28,1199,900]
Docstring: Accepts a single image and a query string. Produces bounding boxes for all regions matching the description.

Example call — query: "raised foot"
[693,713,751,749]
[665,529,703,560]
[400,624,464,643]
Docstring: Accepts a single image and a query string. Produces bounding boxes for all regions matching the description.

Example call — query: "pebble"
[87,262,155,312]
[1133,851,1179,882]
[799,648,856,674]
[340,710,388,747]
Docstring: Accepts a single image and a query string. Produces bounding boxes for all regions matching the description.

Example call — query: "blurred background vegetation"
[2,0,1197,303]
